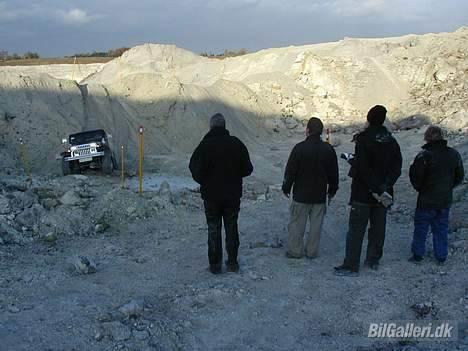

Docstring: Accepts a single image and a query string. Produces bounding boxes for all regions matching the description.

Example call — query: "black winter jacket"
[282,135,339,204]
[189,127,253,203]
[349,125,402,205]
[409,140,464,209]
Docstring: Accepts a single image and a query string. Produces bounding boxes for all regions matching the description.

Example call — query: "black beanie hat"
[367,105,387,125]
[307,117,324,135]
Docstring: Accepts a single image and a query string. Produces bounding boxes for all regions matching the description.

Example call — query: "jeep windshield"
[69,130,106,145]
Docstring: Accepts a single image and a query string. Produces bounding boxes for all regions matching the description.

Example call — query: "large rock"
[101,321,131,341]
[59,190,82,206]
[72,255,97,274]
[0,220,23,244]
[395,114,430,130]
[15,204,44,228]
[118,299,144,318]
[8,191,36,212]
[0,195,10,215]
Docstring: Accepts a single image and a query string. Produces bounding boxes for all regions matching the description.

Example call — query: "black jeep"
[60,129,116,175]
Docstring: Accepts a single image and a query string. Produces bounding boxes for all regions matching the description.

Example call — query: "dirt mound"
[0,29,466,174]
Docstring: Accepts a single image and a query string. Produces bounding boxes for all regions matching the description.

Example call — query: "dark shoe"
[436,258,446,266]
[333,268,359,277]
[209,264,222,274]
[334,264,349,271]
[364,260,379,270]
[408,255,423,264]
[225,261,240,273]
[285,252,303,259]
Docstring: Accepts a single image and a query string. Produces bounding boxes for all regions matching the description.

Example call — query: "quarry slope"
[0,27,467,174]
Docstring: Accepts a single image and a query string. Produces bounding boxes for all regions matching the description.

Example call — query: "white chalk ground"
[0,130,467,351]
[127,174,198,193]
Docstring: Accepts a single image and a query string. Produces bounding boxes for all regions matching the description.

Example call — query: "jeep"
[60,129,116,175]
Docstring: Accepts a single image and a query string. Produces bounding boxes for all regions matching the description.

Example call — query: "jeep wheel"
[62,158,71,176]
[102,152,113,175]
[70,161,81,174]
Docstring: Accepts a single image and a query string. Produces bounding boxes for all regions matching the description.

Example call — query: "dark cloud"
[0,0,467,57]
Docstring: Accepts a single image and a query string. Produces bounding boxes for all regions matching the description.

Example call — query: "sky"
[0,0,467,57]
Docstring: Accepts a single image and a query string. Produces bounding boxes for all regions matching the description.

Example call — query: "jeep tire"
[102,151,113,175]
[62,158,71,176]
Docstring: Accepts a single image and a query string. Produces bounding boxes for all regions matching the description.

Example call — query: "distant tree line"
[66,47,130,58]
[200,48,248,59]
[0,51,40,61]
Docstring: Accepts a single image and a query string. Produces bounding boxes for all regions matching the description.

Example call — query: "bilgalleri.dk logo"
[367,321,463,340]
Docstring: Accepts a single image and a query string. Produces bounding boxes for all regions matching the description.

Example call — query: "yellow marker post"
[138,126,144,195]
[326,128,331,144]
[19,138,32,185]
[120,145,125,189]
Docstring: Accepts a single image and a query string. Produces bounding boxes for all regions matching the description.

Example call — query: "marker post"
[138,126,144,195]
[120,145,125,189]
[19,138,32,185]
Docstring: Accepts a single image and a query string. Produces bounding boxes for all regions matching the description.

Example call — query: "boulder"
[395,114,430,130]
[60,190,82,206]
[0,195,10,215]
[41,198,58,210]
[0,220,23,244]
[101,321,131,341]
[118,299,144,318]
[15,204,44,228]
[72,255,97,274]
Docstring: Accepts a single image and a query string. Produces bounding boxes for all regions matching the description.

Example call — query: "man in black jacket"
[282,117,339,258]
[409,125,464,265]
[189,113,253,274]
[335,105,402,276]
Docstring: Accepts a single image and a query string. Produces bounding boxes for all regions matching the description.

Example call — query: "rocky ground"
[0,129,467,351]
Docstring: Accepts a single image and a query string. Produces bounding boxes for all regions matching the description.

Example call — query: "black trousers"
[204,199,240,267]
[343,203,387,271]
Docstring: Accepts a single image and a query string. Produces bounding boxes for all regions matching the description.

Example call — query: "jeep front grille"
[77,148,91,156]
[72,144,97,157]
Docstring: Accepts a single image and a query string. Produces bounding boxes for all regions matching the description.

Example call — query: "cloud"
[205,0,261,10]
[328,0,386,17]
[56,8,99,25]
[0,1,22,21]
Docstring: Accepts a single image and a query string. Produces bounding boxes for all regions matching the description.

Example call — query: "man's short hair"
[307,117,324,135]
[367,105,387,125]
[424,125,444,142]
[210,113,226,129]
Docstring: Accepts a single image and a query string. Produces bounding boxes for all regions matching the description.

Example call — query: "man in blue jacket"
[189,113,253,274]
[409,125,464,265]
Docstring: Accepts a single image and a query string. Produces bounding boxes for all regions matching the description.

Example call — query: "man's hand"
[372,192,393,208]
[283,191,290,199]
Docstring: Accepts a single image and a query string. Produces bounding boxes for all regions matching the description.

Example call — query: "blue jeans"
[411,208,449,261]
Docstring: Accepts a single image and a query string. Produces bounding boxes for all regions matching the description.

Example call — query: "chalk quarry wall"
[0,27,467,173]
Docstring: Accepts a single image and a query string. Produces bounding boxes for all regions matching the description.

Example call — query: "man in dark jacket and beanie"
[409,125,464,265]
[189,113,253,274]
[335,105,402,276]
[282,117,339,258]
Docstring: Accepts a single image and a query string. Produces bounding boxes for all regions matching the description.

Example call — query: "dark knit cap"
[210,113,226,129]
[367,105,387,125]
[307,117,324,135]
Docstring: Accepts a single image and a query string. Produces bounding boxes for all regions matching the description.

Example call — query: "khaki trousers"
[287,201,326,258]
